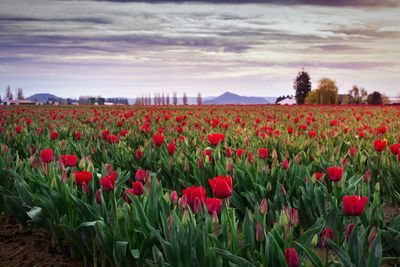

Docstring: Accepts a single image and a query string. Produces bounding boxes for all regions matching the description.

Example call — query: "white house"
[277,97,296,105]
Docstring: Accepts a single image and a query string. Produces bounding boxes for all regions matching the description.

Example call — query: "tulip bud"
[375,182,380,192]
[368,227,377,247]
[266,182,272,192]
[258,198,268,216]
[311,234,318,247]
[95,189,101,205]
[182,209,190,225]
[279,209,288,227]
[82,182,90,195]
[211,211,219,225]
[170,191,178,203]
[79,157,85,169]
[256,221,264,242]
[163,192,170,203]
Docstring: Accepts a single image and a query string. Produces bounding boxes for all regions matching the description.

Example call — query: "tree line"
[135,92,202,105]
[291,69,388,105]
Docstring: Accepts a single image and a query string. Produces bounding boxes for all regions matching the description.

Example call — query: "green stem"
[93,239,98,267]
[325,248,329,267]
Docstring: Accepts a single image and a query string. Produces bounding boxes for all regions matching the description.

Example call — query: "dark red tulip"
[100,175,116,191]
[321,228,334,247]
[40,148,54,163]
[389,144,400,155]
[74,171,93,185]
[153,134,164,146]
[343,195,368,216]
[285,248,299,267]
[205,198,222,214]
[326,166,343,182]
[345,223,355,241]
[209,175,233,198]
[258,148,268,159]
[167,143,176,155]
[135,169,146,182]
[182,186,206,213]
[373,139,387,152]
[131,181,144,196]
[207,133,225,146]
[61,154,78,167]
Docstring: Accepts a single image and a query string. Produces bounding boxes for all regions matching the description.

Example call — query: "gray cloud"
[0,15,112,24]
[95,0,399,7]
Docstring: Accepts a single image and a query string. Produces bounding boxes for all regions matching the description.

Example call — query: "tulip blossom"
[182,186,206,213]
[40,148,54,163]
[205,198,222,214]
[285,248,299,267]
[343,195,368,216]
[74,171,93,185]
[209,175,233,198]
[326,166,343,182]
[100,175,116,191]
[61,155,78,167]
[207,133,225,146]
[373,139,387,152]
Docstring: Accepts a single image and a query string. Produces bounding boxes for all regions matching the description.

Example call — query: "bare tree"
[16,88,24,100]
[161,92,165,105]
[173,91,178,105]
[166,94,170,105]
[183,92,188,105]
[197,92,202,105]
[5,85,13,100]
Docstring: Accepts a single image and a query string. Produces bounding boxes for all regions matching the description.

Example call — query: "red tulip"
[373,139,387,152]
[153,134,164,146]
[74,171,93,185]
[349,146,356,157]
[256,221,264,242]
[40,148,54,163]
[131,181,144,196]
[75,131,82,140]
[258,198,268,215]
[314,172,325,181]
[100,175,116,191]
[209,175,233,198]
[61,155,78,167]
[135,149,143,160]
[167,143,176,155]
[207,133,225,146]
[343,195,368,216]
[135,169,146,182]
[15,125,22,134]
[170,191,178,203]
[389,144,400,155]
[205,198,222,214]
[50,131,59,140]
[258,148,268,159]
[285,248,300,267]
[182,186,206,213]
[282,159,289,170]
[326,166,343,182]
[345,223,355,241]
[321,228,334,247]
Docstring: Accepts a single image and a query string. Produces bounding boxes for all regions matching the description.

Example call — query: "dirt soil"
[0,216,85,267]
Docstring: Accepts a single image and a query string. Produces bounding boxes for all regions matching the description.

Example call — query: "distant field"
[1,105,399,266]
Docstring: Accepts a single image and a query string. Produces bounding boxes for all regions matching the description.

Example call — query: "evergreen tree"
[294,69,311,104]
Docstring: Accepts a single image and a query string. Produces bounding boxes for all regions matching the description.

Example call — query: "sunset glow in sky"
[0,0,399,98]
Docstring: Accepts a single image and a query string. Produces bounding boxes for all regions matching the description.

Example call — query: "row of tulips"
[1,105,400,266]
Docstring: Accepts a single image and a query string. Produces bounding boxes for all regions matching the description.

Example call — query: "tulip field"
[1,104,400,267]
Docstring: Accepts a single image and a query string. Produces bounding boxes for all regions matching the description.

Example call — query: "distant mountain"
[203,92,269,104]
[27,93,64,103]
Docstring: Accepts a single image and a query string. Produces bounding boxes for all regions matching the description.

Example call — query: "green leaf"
[325,238,354,267]
[295,241,323,267]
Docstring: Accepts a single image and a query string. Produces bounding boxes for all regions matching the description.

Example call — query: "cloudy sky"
[0,0,399,98]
